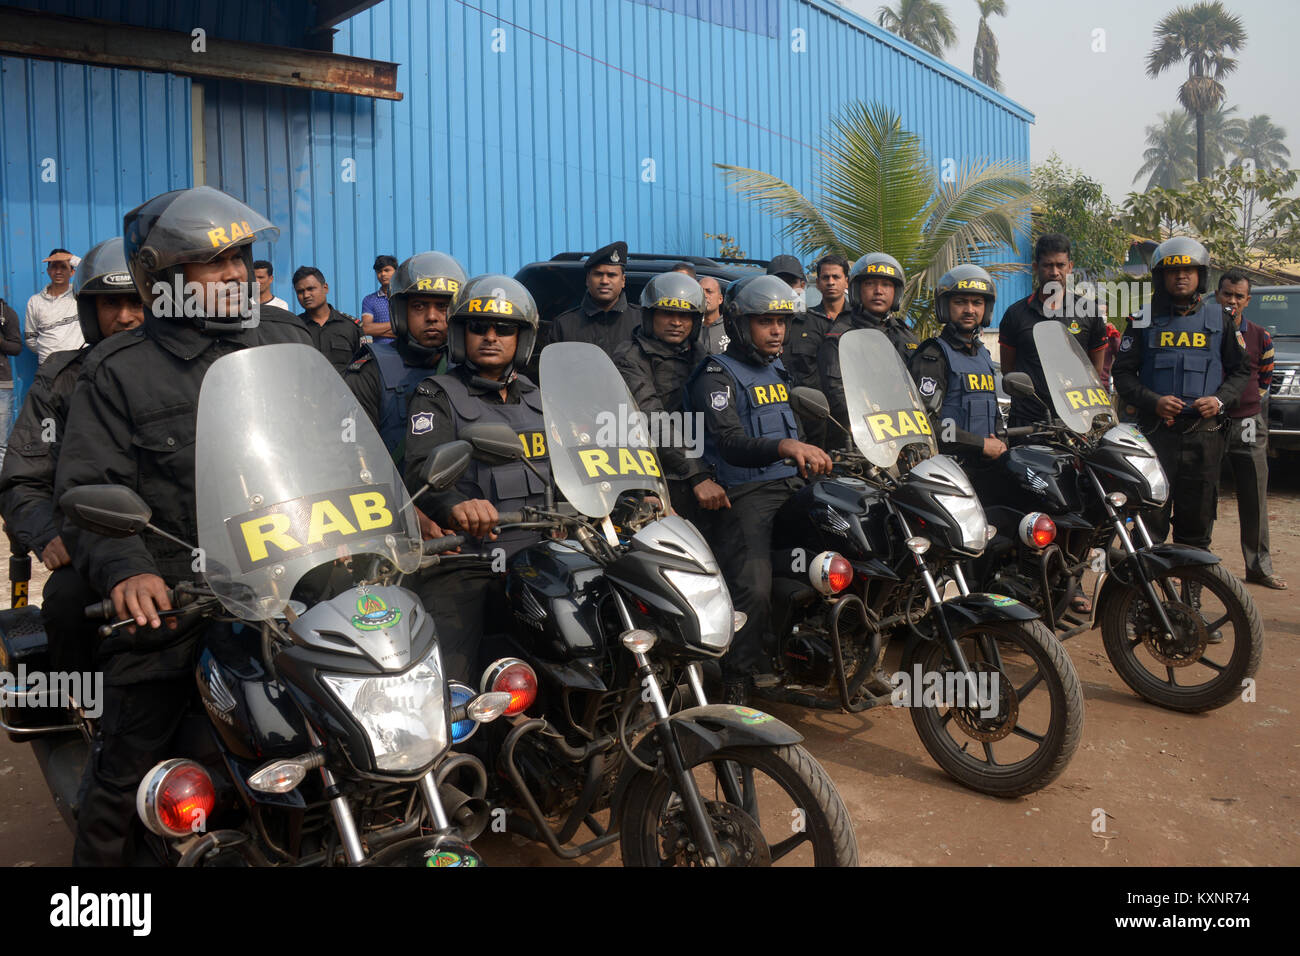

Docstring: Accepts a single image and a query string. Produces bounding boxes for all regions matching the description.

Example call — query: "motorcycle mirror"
[421,440,473,492]
[1002,372,1040,402]
[58,485,152,538]
[460,423,525,465]
[788,386,831,422]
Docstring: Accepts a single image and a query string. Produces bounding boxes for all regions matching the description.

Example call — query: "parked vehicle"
[1254,286,1300,453]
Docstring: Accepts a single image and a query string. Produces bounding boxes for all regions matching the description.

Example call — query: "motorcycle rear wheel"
[618,744,858,867]
[1100,562,1262,712]
[907,619,1084,798]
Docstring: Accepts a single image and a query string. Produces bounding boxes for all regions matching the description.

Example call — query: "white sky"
[840,0,1300,201]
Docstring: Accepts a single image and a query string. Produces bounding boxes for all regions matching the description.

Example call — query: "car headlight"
[1124,454,1169,504]
[1273,368,1300,398]
[322,644,448,772]
[934,492,989,554]
[663,569,734,650]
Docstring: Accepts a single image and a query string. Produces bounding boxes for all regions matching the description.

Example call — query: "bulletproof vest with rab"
[370,340,436,466]
[1139,299,1225,406]
[434,373,551,555]
[693,353,799,487]
[935,335,999,438]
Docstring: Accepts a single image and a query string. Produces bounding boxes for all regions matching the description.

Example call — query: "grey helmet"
[73,237,140,345]
[1150,236,1210,295]
[848,253,906,313]
[388,251,467,358]
[447,275,540,375]
[639,271,704,342]
[723,274,799,364]
[935,264,997,327]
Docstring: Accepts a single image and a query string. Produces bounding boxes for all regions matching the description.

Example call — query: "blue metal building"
[1,0,1033,407]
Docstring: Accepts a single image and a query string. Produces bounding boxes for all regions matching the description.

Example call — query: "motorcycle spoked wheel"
[1100,562,1263,712]
[906,619,1084,798]
[618,744,858,867]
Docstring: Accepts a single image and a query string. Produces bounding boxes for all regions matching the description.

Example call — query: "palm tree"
[972,0,1008,91]
[715,102,1030,331]
[1134,111,1196,190]
[1233,114,1291,171]
[1145,1,1247,180]
[877,0,958,58]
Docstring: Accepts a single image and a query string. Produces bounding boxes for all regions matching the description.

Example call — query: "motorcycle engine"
[782,630,835,687]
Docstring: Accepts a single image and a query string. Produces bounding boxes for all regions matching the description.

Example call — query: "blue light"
[449,683,476,744]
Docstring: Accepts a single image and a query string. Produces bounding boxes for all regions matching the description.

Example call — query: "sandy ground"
[1,471,1297,867]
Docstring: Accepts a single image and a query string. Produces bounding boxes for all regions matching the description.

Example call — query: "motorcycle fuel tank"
[983,445,1081,515]
[506,541,607,661]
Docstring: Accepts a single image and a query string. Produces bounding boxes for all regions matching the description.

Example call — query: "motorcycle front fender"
[921,592,1042,640]
[1099,543,1220,603]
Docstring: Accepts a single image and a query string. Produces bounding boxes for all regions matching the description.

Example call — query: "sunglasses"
[466,320,520,337]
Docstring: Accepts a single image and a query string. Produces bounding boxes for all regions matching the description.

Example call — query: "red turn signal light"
[137,759,216,837]
[480,658,538,716]
[1018,512,1056,549]
[810,551,853,595]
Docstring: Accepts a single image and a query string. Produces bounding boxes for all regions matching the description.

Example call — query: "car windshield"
[1032,321,1114,434]
[540,342,670,518]
[840,328,937,467]
[195,344,422,620]
[1253,289,1300,337]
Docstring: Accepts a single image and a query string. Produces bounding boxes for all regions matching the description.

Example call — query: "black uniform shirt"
[999,292,1107,423]
[549,292,642,358]
[910,324,1001,456]
[299,305,362,373]
[817,308,918,446]
[613,328,708,484]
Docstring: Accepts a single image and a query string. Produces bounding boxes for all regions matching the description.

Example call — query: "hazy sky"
[840,0,1300,201]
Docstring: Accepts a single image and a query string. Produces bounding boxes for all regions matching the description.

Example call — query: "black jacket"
[299,305,362,373]
[0,298,22,384]
[817,308,919,447]
[344,340,447,435]
[548,292,642,358]
[613,329,708,484]
[910,324,1000,459]
[0,347,84,553]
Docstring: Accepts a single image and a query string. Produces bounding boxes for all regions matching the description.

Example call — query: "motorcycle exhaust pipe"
[438,782,491,842]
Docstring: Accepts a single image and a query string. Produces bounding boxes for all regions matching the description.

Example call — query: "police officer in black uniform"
[1113,237,1250,550]
[818,253,917,446]
[613,271,726,523]
[345,251,467,473]
[0,238,144,674]
[547,241,642,358]
[53,186,312,866]
[403,276,550,681]
[910,265,1007,463]
[686,275,832,703]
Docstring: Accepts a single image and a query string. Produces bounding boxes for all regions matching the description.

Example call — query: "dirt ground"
[2,471,1297,868]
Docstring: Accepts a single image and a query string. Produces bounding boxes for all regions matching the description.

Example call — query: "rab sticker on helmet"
[207,221,254,248]
[955,279,990,292]
[416,277,459,293]
[465,297,514,314]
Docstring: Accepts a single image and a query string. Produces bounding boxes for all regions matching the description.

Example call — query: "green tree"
[1135,110,1196,190]
[1145,1,1247,181]
[1231,115,1291,240]
[715,101,1030,334]
[1033,154,1130,279]
[876,0,958,57]
[972,0,1008,91]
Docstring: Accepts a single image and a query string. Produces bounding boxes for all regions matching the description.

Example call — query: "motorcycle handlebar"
[422,535,466,555]
[1005,426,1036,438]
[84,598,117,620]
[493,511,526,526]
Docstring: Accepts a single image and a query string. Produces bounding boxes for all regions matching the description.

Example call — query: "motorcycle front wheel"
[618,744,858,867]
[906,619,1084,798]
[1100,562,1263,712]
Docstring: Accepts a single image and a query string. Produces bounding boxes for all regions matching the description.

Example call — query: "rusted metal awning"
[0,6,401,100]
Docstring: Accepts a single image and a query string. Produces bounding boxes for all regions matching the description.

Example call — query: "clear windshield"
[539,342,670,518]
[195,344,422,620]
[1031,321,1114,434]
[840,328,937,468]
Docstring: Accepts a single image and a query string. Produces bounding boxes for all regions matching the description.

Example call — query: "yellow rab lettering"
[1064,387,1112,410]
[866,409,932,442]
[207,227,229,248]
[1158,331,1208,348]
[240,514,303,563]
[307,500,358,544]
[751,383,788,405]
[965,373,995,391]
[638,450,661,477]
[579,449,615,476]
[350,492,393,531]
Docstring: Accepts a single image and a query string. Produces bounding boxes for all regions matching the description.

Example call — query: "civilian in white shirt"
[25,248,84,363]
[253,259,291,312]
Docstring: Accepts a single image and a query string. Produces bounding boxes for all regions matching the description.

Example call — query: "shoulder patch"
[919,377,938,397]
[1119,336,1133,352]
[710,390,729,411]
[409,411,435,435]
[346,355,372,373]
[704,363,723,374]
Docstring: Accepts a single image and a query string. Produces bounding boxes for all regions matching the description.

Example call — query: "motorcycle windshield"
[840,328,937,468]
[540,342,669,518]
[195,343,422,620]
[1031,321,1114,434]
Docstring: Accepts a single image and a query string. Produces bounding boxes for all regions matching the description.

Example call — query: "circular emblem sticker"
[352,593,401,631]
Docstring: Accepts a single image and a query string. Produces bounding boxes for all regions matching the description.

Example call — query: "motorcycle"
[745,328,1084,798]
[420,341,858,866]
[967,321,1263,713]
[8,343,510,866]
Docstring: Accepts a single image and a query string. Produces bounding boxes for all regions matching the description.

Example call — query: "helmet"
[73,238,139,345]
[123,185,278,333]
[934,264,997,327]
[1150,236,1209,295]
[722,274,798,364]
[639,271,704,341]
[447,275,540,374]
[388,251,468,343]
[848,253,906,313]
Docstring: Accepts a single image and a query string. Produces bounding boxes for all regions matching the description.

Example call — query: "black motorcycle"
[418,342,858,867]
[745,328,1084,798]
[967,321,1263,713]
[5,344,508,866]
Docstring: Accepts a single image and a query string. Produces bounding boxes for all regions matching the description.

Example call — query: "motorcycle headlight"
[663,569,734,650]
[322,644,448,772]
[934,492,989,554]
[1124,454,1168,504]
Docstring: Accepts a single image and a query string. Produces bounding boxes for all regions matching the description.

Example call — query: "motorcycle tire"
[906,619,1084,798]
[618,743,858,867]
[1100,562,1263,712]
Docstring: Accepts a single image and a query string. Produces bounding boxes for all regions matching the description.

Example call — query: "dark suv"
[1254,286,1300,452]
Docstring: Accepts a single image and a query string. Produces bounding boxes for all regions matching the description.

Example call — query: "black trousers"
[417,567,502,684]
[40,566,99,676]
[706,479,795,682]
[1225,412,1274,577]
[1145,420,1228,550]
